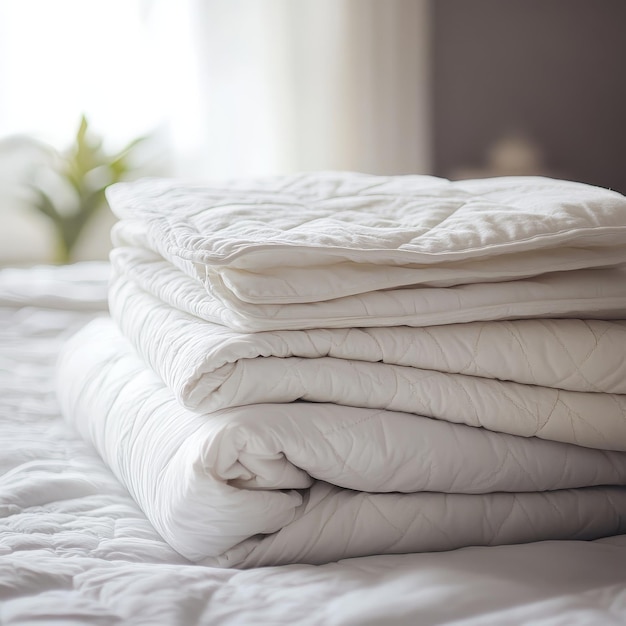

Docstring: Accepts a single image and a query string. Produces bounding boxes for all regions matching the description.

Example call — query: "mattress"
[2,264,626,624]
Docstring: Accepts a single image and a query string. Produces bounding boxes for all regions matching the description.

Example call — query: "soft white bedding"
[111,243,626,332]
[109,271,626,451]
[80,171,626,570]
[107,172,626,331]
[107,173,626,295]
[2,264,626,623]
[57,318,626,566]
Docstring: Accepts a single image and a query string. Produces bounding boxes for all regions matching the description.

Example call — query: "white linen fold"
[54,172,626,568]
[108,273,626,451]
[106,173,626,296]
[0,262,110,309]
[111,246,626,332]
[57,319,626,567]
[105,173,626,331]
[108,269,626,394]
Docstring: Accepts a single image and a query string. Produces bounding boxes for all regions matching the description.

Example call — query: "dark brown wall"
[432,0,626,193]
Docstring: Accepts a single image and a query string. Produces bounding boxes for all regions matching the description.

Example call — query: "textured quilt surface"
[109,271,626,451]
[57,318,626,567]
[107,172,626,331]
[3,264,626,624]
[107,172,626,291]
[87,172,626,568]
[112,246,626,331]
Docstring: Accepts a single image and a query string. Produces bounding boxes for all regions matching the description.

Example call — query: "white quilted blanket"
[111,245,626,331]
[6,264,626,624]
[57,319,626,567]
[54,172,626,569]
[106,172,626,331]
[109,271,626,451]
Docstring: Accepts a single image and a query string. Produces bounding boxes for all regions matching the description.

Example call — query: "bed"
[2,171,626,625]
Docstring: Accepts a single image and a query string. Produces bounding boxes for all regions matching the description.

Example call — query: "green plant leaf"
[18,113,150,263]
[26,186,62,223]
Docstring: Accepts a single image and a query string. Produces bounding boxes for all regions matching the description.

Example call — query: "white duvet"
[5,262,626,624]
[82,171,626,568]
[109,271,626,451]
[107,172,626,331]
[112,245,626,331]
[57,318,626,567]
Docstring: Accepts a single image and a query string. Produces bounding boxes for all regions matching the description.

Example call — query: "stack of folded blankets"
[57,171,626,568]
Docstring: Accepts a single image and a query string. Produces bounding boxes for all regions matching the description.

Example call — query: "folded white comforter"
[108,272,626,451]
[59,172,625,568]
[111,245,626,332]
[57,319,626,567]
[106,172,626,331]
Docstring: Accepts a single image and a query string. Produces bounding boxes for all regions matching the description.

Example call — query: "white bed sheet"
[1,263,626,625]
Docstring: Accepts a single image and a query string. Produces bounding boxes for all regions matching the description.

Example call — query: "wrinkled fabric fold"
[57,321,626,567]
[111,246,626,332]
[108,272,626,451]
[106,173,626,289]
[55,171,626,567]
[106,173,626,330]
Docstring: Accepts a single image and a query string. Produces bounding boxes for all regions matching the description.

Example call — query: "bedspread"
[109,271,626,451]
[57,319,626,567]
[106,172,626,331]
[3,263,626,624]
[111,243,626,332]
[89,171,626,569]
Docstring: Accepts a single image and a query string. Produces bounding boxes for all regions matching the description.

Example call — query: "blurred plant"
[18,115,147,263]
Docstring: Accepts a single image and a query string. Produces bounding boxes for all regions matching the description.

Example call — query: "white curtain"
[0,0,431,263]
[188,0,432,178]
[0,0,164,149]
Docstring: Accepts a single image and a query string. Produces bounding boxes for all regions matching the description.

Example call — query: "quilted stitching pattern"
[111,246,626,332]
[5,264,626,621]
[107,172,626,262]
[57,322,626,565]
[54,171,626,567]
[108,173,626,312]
